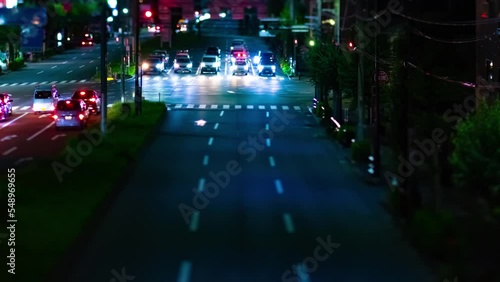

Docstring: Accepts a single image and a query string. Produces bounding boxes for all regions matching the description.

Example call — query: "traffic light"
[348,41,356,51]
[145,10,152,18]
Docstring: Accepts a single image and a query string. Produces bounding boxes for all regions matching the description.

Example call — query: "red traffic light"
[145,11,152,18]
[348,41,355,50]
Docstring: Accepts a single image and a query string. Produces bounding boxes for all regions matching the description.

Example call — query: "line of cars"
[227,39,277,76]
[142,50,169,74]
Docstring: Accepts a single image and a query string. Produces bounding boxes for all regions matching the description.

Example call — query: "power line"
[392,10,500,26]
[413,29,491,44]
[406,62,476,88]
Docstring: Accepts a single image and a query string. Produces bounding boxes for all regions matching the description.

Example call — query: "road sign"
[373,71,389,83]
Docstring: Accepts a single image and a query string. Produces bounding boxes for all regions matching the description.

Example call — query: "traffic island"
[0,101,166,282]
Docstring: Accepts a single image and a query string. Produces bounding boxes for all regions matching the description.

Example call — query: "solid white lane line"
[26,121,55,141]
[208,137,213,146]
[214,123,219,130]
[275,179,284,194]
[198,178,205,192]
[203,155,209,166]
[189,211,200,232]
[3,147,17,156]
[266,111,269,118]
[283,213,295,234]
[1,113,28,128]
[265,124,269,130]
[269,156,275,167]
[220,110,224,116]
[266,138,271,147]
[177,260,192,282]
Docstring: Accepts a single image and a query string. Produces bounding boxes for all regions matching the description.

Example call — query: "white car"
[200,55,220,74]
[231,59,249,75]
[174,57,193,73]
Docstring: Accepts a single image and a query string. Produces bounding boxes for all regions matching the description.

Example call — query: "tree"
[450,101,500,206]
[303,42,339,102]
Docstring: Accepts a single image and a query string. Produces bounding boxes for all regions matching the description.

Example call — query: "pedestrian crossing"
[142,75,286,81]
[11,106,31,111]
[0,80,92,87]
[166,104,304,111]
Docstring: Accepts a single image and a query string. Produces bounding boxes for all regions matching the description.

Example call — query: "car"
[53,99,90,130]
[81,33,94,46]
[173,57,193,73]
[151,50,169,66]
[230,39,246,50]
[149,54,168,68]
[230,49,248,63]
[71,89,101,114]
[142,57,165,74]
[257,55,276,76]
[0,103,7,121]
[32,85,59,113]
[176,50,190,58]
[0,93,13,116]
[231,59,249,75]
[205,46,221,57]
[200,55,220,74]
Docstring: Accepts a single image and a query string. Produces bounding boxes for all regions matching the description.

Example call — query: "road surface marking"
[211,104,218,109]
[39,114,51,118]
[27,121,55,141]
[51,134,66,140]
[227,90,235,93]
[107,104,113,108]
[269,156,275,167]
[283,213,295,234]
[0,83,7,86]
[20,82,28,86]
[1,112,28,128]
[270,105,277,110]
[259,105,265,109]
[37,71,44,74]
[79,65,85,68]
[3,147,17,156]
[162,77,169,80]
[174,104,182,108]
[89,60,94,63]
[72,57,77,59]
[220,110,224,116]
[189,211,200,232]
[79,79,86,83]
[247,105,254,109]
[198,178,205,192]
[29,82,38,85]
[294,264,311,282]
[275,179,284,194]
[223,105,230,109]
[51,66,57,69]
[177,260,192,282]
[153,76,160,80]
[202,155,209,166]
[40,81,48,84]
[50,81,57,84]
[67,70,73,74]
[235,105,241,109]
[266,111,269,117]
[199,104,206,109]
[187,104,194,108]
[12,106,19,110]
[60,80,67,84]
[294,106,301,110]
[62,61,67,64]
[208,137,213,146]
[265,124,269,130]
[266,138,271,147]
[10,83,18,86]
[15,157,33,166]
[69,80,77,83]
[20,106,30,110]
[81,53,86,55]
[282,105,289,110]
[213,123,219,130]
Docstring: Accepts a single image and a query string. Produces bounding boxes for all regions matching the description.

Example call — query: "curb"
[45,104,168,282]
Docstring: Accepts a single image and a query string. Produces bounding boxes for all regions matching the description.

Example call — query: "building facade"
[205,0,268,20]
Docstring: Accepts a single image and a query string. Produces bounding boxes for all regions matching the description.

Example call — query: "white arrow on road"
[1,135,17,142]
[15,157,34,166]
[39,114,51,119]
[51,134,66,141]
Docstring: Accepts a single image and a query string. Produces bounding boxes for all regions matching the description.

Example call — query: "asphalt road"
[60,36,437,282]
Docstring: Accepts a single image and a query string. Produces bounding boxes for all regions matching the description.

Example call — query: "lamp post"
[134,0,142,115]
[100,1,109,134]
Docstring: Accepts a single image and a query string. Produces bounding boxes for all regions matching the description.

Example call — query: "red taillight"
[89,98,96,102]
[82,42,85,45]
[52,115,58,120]
[66,100,71,104]
[78,114,84,120]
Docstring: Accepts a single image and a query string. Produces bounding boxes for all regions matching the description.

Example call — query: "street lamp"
[309,40,315,46]
[122,8,129,14]
[112,9,118,17]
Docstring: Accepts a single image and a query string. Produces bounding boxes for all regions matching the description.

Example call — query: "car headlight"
[271,66,276,71]
[142,63,149,69]
[174,63,179,68]
[187,63,193,68]
[156,63,162,69]
[213,62,220,67]
[257,65,263,71]
[200,62,205,67]
[253,56,260,64]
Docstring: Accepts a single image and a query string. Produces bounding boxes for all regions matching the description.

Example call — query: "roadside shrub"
[8,58,25,71]
[280,58,293,76]
[335,124,356,147]
[351,139,371,163]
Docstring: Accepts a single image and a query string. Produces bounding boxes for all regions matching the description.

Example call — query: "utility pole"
[355,0,364,140]
[134,0,142,114]
[100,2,108,133]
[373,0,381,178]
[121,30,125,103]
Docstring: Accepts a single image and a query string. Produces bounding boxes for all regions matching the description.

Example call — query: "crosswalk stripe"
[69,80,77,83]
[60,80,67,84]
[235,105,241,109]
[20,106,30,110]
[79,79,86,83]
[175,104,182,108]
[258,105,265,109]
[162,77,169,80]
[282,106,289,110]
[143,77,150,80]
[40,81,48,84]
[199,104,206,109]
[30,82,38,85]
[270,105,277,110]
[153,77,161,80]
[107,104,113,108]
[223,105,230,109]
[187,104,194,108]
[0,83,8,86]
[210,105,218,109]
[50,81,57,84]
[12,106,19,110]
[294,106,301,110]
[10,83,18,86]
[19,82,28,86]
[247,105,254,109]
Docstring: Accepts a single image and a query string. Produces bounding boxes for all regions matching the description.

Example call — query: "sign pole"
[100,2,108,134]
[373,0,381,178]
[134,0,142,115]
